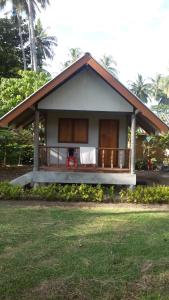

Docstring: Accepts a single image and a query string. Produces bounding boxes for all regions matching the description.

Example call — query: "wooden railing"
[39,146,131,170]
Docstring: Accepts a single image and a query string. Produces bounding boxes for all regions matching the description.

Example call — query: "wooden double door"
[99,119,119,168]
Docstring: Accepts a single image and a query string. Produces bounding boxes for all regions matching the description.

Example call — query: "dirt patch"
[0,166,32,182]
[1,200,169,212]
[127,271,169,298]
[23,279,91,300]
[22,272,169,300]
[22,278,124,300]
[136,170,169,185]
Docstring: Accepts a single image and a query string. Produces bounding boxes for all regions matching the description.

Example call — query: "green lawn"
[0,203,169,300]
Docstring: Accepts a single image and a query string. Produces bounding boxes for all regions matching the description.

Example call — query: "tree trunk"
[17,11,27,70]
[28,16,33,69]
[27,0,37,71]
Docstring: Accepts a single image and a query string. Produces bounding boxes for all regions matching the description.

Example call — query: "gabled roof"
[0,53,168,133]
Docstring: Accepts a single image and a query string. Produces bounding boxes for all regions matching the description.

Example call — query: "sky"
[1,0,169,85]
[38,0,169,84]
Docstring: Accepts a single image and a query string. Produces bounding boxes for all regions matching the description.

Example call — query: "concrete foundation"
[10,171,136,186]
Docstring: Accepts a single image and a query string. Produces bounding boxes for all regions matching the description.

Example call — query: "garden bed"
[2,182,169,204]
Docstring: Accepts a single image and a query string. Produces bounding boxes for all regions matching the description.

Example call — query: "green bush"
[31,184,108,202]
[30,184,59,200]
[135,158,158,171]
[120,185,169,204]
[0,182,24,200]
[77,184,104,201]
[60,184,79,201]
[135,159,147,170]
[2,183,169,204]
[92,184,104,201]
[107,186,115,200]
[0,183,115,202]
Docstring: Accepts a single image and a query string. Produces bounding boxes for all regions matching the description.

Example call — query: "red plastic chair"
[66,148,78,168]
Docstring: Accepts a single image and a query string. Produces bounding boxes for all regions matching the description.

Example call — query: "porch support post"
[130,111,136,174]
[33,108,39,171]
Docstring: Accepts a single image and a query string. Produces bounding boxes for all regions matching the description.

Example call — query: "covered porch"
[31,108,137,185]
[39,146,131,173]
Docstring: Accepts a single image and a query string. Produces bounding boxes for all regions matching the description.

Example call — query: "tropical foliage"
[129,74,151,103]
[35,19,57,69]
[0,16,57,73]
[120,185,169,204]
[0,17,29,77]
[129,72,169,106]
[0,70,50,116]
[0,128,33,165]
[149,74,166,102]
[152,104,169,126]
[100,54,118,77]
[135,133,169,169]
[0,182,115,202]
[0,0,53,71]
[62,48,83,69]
[159,75,169,98]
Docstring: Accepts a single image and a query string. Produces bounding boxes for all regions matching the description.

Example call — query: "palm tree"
[35,19,57,69]
[149,74,166,102]
[100,54,118,77]
[63,48,83,69]
[159,75,169,99]
[12,7,27,70]
[129,74,151,104]
[0,0,28,70]
[27,0,37,70]
[25,0,50,71]
[0,0,50,71]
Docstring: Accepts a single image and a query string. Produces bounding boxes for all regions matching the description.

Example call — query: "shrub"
[92,184,104,202]
[107,186,115,200]
[135,159,147,170]
[0,183,114,202]
[135,158,159,171]
[31,184,106,202]
[0,182,24,200]
[78,184,91,201]
[30,184,59,200]
[120,185,169,204]
[59,184,79,201]
[2,183,169,204]
[77,184,104,201]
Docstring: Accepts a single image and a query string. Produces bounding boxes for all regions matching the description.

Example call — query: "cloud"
[37,0,169,82]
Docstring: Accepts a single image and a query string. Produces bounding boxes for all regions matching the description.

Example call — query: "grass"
[0,203,169,299]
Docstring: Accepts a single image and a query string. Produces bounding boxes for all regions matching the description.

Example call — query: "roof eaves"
[87,58,168,133]
[0,53,92,127]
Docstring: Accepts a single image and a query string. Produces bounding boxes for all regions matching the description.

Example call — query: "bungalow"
[0,53,168,186]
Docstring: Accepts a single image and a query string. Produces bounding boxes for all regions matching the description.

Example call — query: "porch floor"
[40,165,130,173]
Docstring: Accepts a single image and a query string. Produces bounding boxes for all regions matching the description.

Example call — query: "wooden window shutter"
[58,118,73,142]
[58,118,88,143]
[73,119,88,143]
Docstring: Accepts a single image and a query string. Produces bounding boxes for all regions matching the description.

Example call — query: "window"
[58,118,88,143]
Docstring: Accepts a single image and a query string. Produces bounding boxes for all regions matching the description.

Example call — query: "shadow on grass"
[0,206,169,300]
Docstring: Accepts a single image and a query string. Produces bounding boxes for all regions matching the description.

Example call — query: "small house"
[0,53,168,186]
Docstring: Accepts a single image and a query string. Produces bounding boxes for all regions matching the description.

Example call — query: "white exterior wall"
[46,111,128,165]
[38,69,133,113]
[38,68,132,166]
[46,111,128,148]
